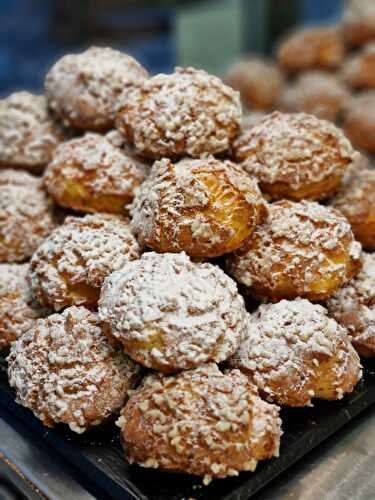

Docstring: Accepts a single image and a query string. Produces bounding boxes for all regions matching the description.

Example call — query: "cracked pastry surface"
[0,91,65,173]
[232,111,357,201]
[327,252,375,358]
[0,169,57,263]
[8,306,141,433]
[277,27,345,73]
[44,133,148,215]
[228,299,361,406]
[226,200,362,302]
[224,58,283,111]
[117,363,282,484]
[0,263,46,351]
[29,213,140,311]
[130,157,267,258]
[99,252,248,373]
[45,47,148,132]
[116,67,241,159]
[330,167,375,250]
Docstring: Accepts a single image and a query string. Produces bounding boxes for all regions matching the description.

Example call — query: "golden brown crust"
[232,112,356,202]
[226,200,362,302]
[116,67,241,159]
[229,299,361,406]
[29,213,140,311]
[118,364,282,483]
[224,58,284,111]
[341,0,375,47]
[326,252,375,357]
[0,169,57,263]
[277,27,345,73]
[342,43,375,89]
[7,306,141,432]
[45,47,149,132]
[130,157,267,258]
[44,133,148,215]
[344,92,375,154]
[330,168,375,250]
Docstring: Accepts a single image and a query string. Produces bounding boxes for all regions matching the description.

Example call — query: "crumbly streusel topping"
[233,112,356,190]
[8,306,140,433]
[99,252,247,371]
[116,66,242,158]
[118,363,282,482]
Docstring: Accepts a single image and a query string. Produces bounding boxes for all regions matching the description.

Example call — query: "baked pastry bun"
[343,91,375,154]
[45,47,148,132]
[330,167,375,250]
[44,133,148,215]
[342,43,375,89]
[341,0,375,47]
[229,299,362,406]
[0,263,45,351]
[226,200,362,302]
[277,27,345,73]
[117,363,282,484]
[327,252,375,358]
[0,92,64,174]
[29,213,140,311]
[116,67,241,159]
[8,306,140,432]
[99,252,247,373]
[0,169,57,263]
[224,58,283,111]
[232,111,357,201]
[279,72,350,122]
[130,157,267,259]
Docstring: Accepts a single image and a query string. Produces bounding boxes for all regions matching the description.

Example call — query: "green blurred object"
[175,0,243,75]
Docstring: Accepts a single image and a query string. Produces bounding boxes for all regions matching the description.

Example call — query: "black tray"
[1,358,375,500]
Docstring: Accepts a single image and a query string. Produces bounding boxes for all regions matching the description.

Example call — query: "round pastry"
[327,252,375,358]
[224,58,283,111]
[226,200,362,302]
[232,112,357,201]
[130,157,267,259]
[0,169,57,263]
[0,263,46,351]
[116,67,241,159]
[0,92,64,174]
[8,306,140,432]
[330,167,375,250]
[29,213,140,311]
[117,363,282,484]
[343,91,375,154]
[229,299,361,406]
[279,72,350,122]
[341,0,375,47]
[44,133,148,214]
[342,43,375,89]
[99,252,248,373]
[277,27,345,73]
[45,47,148,132]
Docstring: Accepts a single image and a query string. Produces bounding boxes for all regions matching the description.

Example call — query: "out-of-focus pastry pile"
[0,0,374,487]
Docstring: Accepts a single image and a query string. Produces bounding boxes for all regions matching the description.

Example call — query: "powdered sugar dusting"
[29,213,141,311]
[118,363,281,481]
[99,252,247,372]
[116,66,242,159]
[229,299,361,406]
[7,306,141,432]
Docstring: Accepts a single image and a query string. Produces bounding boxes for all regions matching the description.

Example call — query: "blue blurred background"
[0,0,344,97]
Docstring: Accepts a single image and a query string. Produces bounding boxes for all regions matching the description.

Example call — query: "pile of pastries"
[226,0,375,155]
[1,1,375,488]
